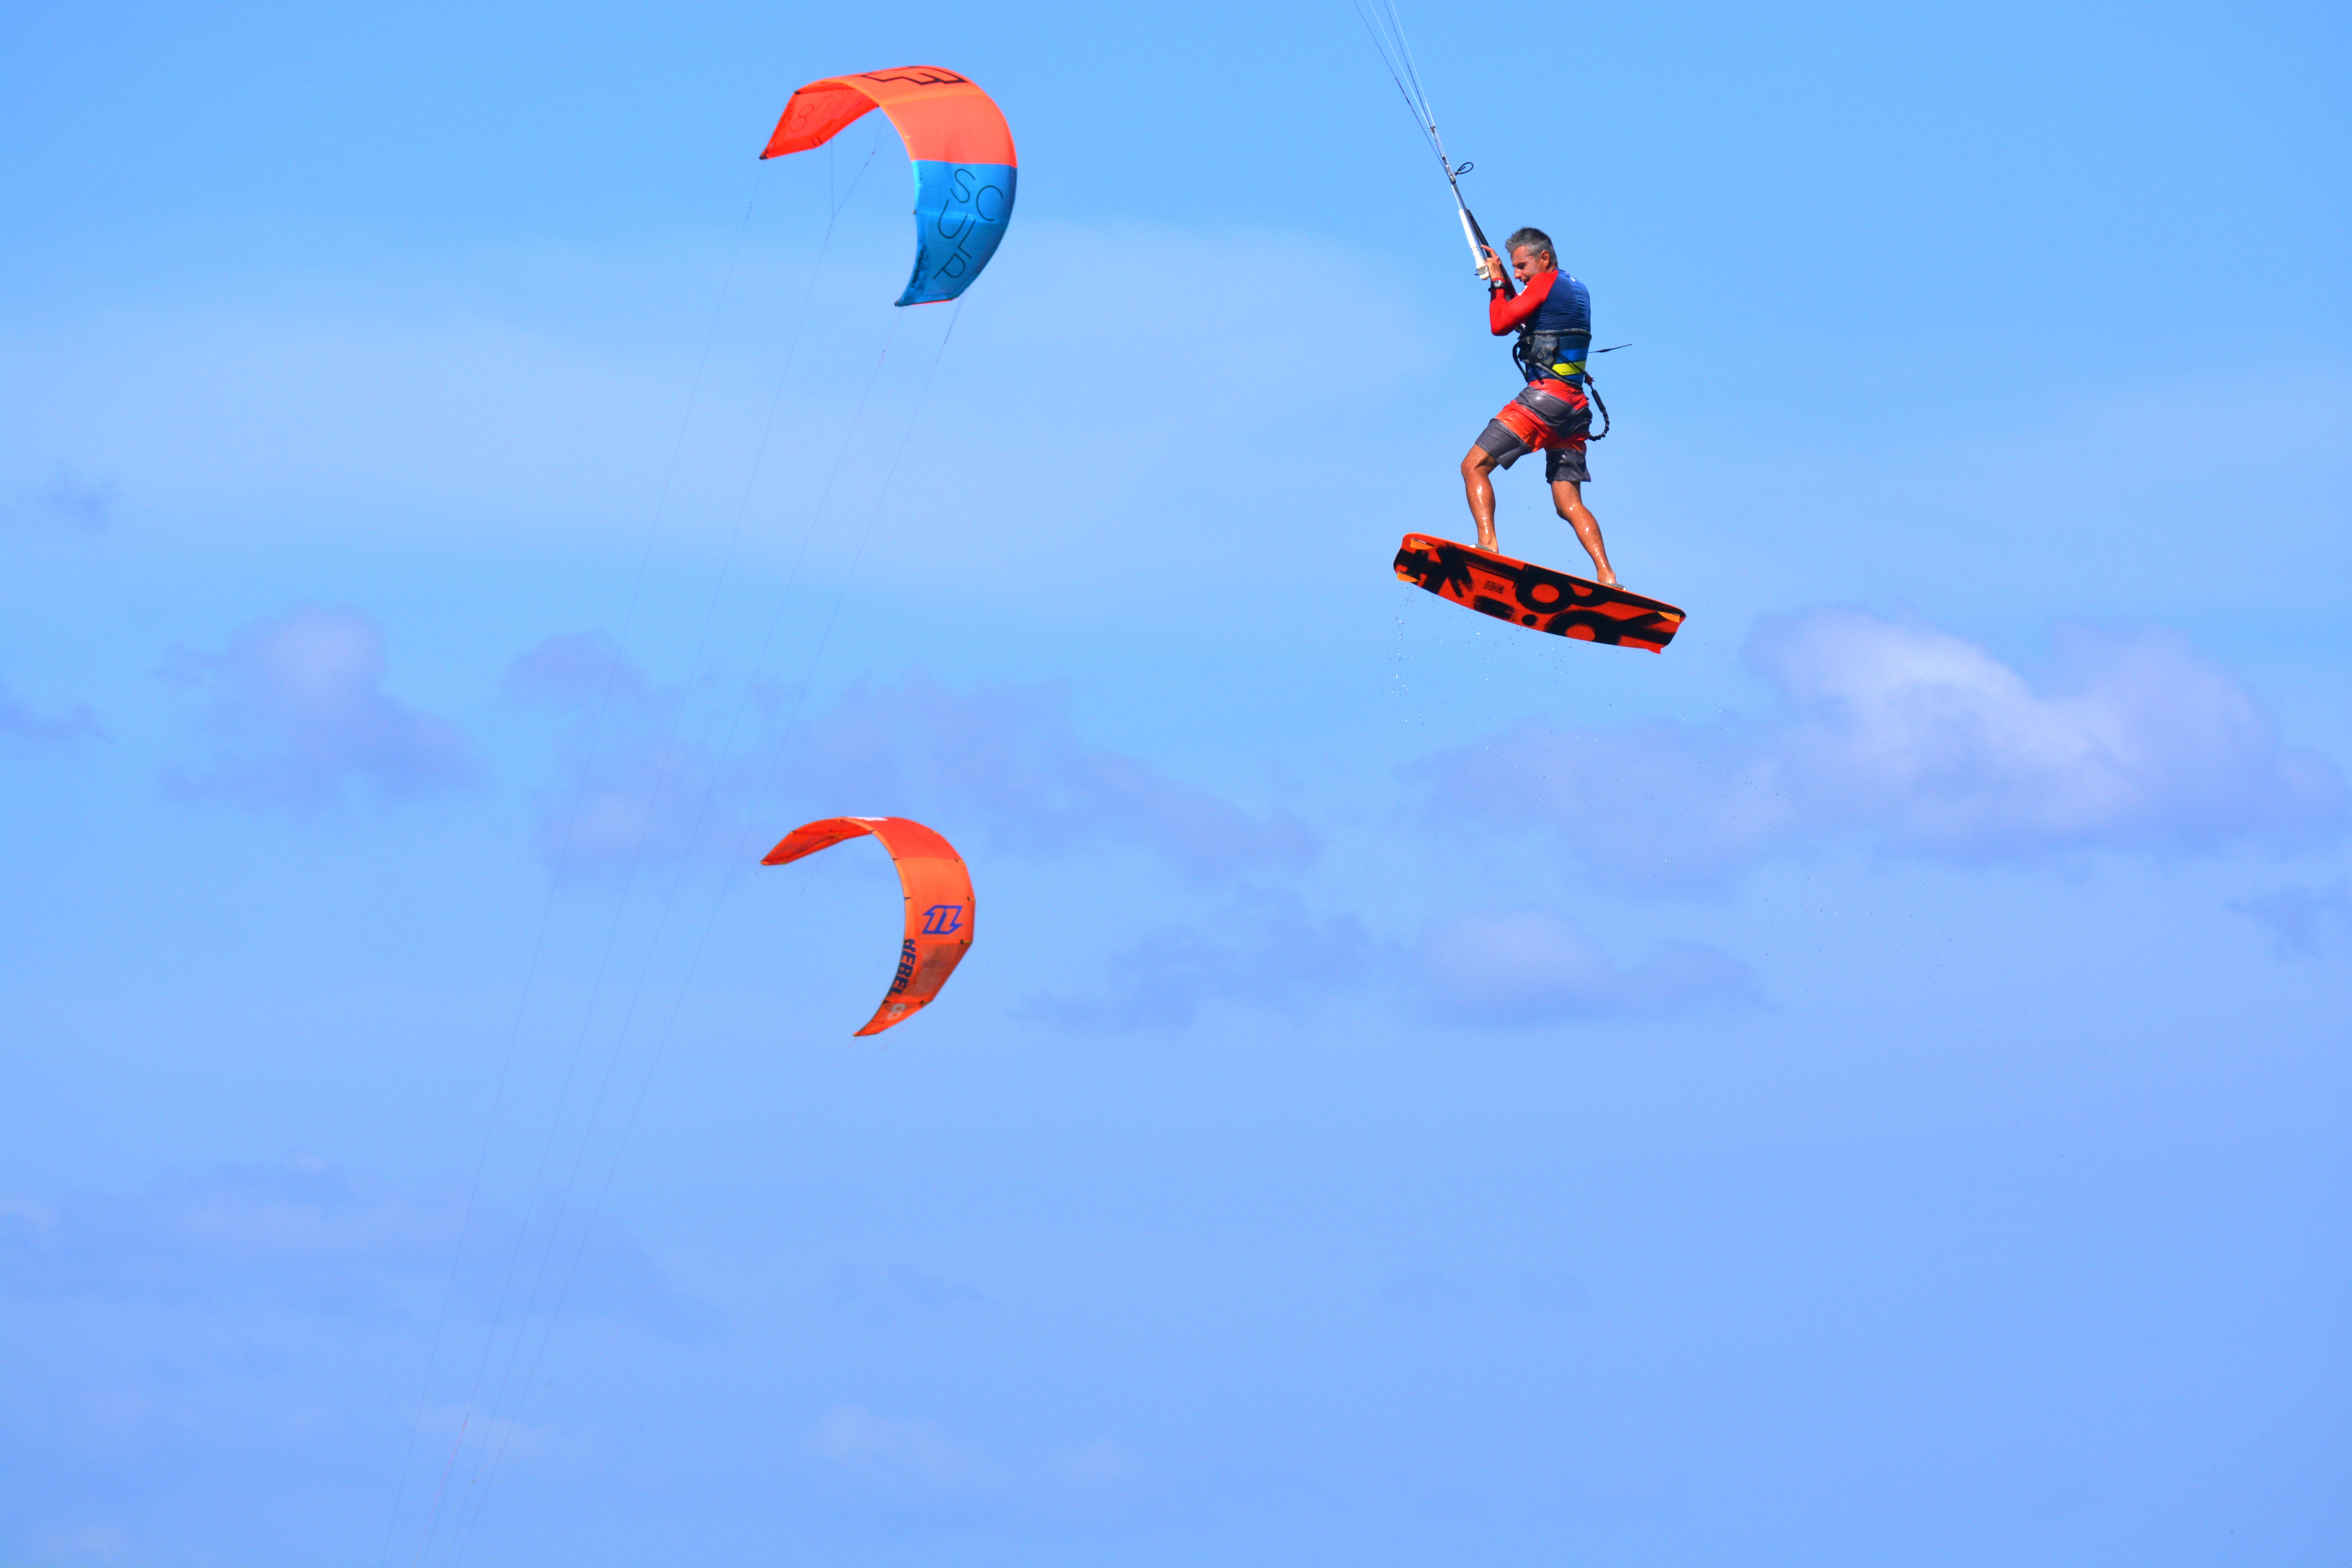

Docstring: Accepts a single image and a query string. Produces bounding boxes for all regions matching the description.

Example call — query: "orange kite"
[760,816,974,1036]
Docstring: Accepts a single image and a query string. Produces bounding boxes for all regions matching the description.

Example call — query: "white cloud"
[1019,895,1743,1034]
[805,1406,1000,1498]
[2231,879,2352,957]
[3,465,115,532]
[802,1406,1146,1516]
[408,1402,590,1474]
[27,1523,146,1568]
[0,678,99,753]
[1422,609,2345,885]
[0,1157,719,1341]
[505,631,726,884]
[164,606,477,815]
[1014,888,1370,1032]
[1755,611,2341,855]
[827,1262,991,1327]
[1411,908,1755,1027]
[1379,1268,1478,1314]
[774,673,1318,881]
[506,644,1315,886]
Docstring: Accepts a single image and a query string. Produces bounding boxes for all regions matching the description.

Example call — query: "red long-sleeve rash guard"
[1488,267,1556,335]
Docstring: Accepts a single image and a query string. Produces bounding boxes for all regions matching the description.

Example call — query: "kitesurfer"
[1461,228,1614,584]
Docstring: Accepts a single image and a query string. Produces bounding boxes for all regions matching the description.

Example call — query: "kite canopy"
[761,66,1016,306]
[760,816,974,1036]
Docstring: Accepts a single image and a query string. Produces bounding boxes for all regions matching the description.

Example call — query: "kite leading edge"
[760,66,1017,306]
[760,816,975,1036]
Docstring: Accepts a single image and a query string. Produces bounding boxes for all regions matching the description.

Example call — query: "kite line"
[1350,0,1499,280]
[374,161,769,1568]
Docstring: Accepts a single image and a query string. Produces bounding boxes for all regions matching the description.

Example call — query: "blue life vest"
[1512,271,1592,387]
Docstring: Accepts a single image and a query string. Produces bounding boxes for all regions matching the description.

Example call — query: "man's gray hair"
[1504,226,1555,261]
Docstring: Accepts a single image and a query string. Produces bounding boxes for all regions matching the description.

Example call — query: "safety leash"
[1584,343,1630,439]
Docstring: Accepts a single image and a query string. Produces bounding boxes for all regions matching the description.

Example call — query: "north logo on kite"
[1392,534,1686,652]
[921,904,965,936]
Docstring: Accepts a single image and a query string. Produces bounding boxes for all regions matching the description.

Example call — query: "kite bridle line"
[375,162,773,1568]
[437,303,966,1568]
[1352,0,1501,282]
[394,134,900,1568]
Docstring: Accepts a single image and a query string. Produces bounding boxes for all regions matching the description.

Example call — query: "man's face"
[1510,245,1551,284]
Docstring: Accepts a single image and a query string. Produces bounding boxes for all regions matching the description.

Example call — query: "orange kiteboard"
[760,816,974,1036]
[1393,534,1686,652]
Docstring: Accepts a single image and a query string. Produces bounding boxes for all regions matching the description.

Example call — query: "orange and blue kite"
[762,67,1017,306]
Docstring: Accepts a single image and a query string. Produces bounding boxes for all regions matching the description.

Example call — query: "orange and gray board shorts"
[1475,378,1591,484]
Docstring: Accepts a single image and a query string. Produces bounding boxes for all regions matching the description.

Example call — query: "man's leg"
[1461,446,1503,553]
[1551,479,1616,586]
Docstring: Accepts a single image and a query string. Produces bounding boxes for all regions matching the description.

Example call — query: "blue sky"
[2,0,2347,1562]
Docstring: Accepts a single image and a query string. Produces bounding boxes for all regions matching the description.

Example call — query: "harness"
[1512,325,1590,387]
[1514,328,1613,441]
[1508,282,1614,440]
